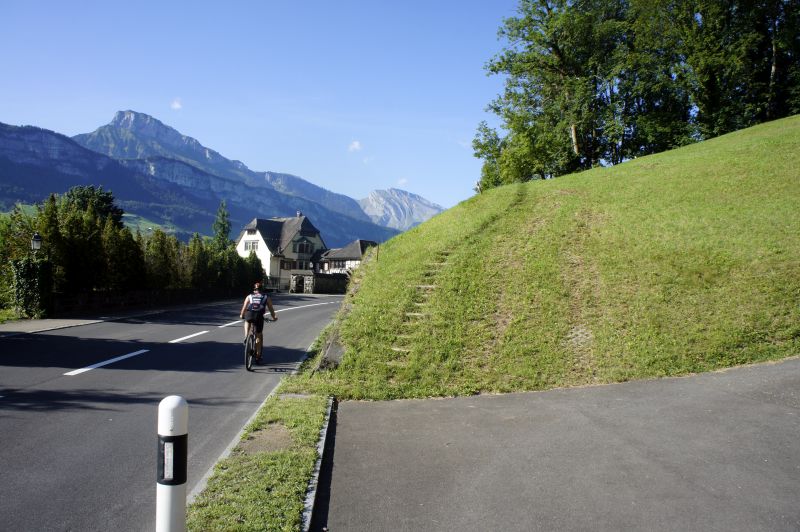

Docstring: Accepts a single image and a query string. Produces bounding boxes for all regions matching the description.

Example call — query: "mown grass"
[186,394,329,532]
[188,117,799,531]
[282,115,800,399]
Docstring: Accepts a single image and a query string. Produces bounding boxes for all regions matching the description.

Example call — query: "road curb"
[302,396,335,532]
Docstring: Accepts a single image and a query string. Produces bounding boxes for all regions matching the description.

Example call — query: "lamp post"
[14,232,49,318]
[31,231,42,254]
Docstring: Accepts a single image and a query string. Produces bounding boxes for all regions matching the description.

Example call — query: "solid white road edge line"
[217,301,340,328]
[168,331,209,343]
[64,349,150,376]
[275,301,339,312]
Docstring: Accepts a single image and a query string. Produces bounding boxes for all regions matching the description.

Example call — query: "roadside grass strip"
[187,394,329,532]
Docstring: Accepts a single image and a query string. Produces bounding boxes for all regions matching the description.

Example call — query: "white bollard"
[156,395,188,532]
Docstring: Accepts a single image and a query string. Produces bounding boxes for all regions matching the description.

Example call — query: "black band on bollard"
[157,434,188,486]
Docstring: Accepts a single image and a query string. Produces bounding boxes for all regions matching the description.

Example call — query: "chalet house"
[320,239,378,274]
[235,212,327,291]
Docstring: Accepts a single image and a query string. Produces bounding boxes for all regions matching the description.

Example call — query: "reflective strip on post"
[156,396,188,532]
[158,434,188,485]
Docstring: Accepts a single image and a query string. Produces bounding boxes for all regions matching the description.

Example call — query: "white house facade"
[319,239,378,274]
[235,213,327,290]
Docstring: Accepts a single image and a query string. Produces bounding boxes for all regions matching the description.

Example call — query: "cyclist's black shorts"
[244,310,265,333]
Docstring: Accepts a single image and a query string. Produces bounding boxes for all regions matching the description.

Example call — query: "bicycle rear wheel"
[245,334,256,371]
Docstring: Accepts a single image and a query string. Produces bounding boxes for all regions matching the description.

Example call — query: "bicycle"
[244,322,257,371]
[243,317,274,371]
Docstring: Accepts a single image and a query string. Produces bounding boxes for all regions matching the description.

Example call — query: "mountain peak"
[74,110,211,162]
[109,110,184,142]
[359,188,444,231]
[111,110,160,127]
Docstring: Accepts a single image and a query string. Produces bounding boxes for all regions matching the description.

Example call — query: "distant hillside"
[358,188,445,230]
[0,122,399,246]
[73,111,429,229]
[283,116,800,400]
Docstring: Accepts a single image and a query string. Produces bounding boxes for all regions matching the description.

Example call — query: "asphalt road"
[0,294,343,532]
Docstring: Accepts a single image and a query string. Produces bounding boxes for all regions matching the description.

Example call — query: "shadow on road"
[0,335,311,412]
[310,402,338,532]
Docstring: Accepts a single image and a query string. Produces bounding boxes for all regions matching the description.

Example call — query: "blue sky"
[1,1,518,208]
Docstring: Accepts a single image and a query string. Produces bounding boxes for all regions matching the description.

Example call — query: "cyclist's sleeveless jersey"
[248,292,266,311]
[245,292,266,322]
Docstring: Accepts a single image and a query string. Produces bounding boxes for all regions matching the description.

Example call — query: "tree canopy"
[475,0,800,191]
[0,187,262,313]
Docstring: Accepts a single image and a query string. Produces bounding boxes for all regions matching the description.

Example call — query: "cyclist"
[239,281,277,363]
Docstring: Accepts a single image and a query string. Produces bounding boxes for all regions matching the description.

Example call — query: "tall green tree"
[245,251,264,284]
[679,0,800,137]
[187,233,213,289]
[58,203,104,293]
[480,0,631,188]
[145,229,179,290]
[475,0,800,192]
[61,185,124,229]
[101,219,145,291]
[212,200,232,253]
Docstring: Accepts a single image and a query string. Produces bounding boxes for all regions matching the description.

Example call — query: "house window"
[246,229,256,235]
[294,240,313,254]
[244,240,258,251]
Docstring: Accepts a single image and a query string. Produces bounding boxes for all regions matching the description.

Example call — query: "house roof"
[322,239,378,261]
[236,215,326,254]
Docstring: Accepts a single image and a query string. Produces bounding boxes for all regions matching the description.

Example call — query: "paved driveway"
[316,357,800,531]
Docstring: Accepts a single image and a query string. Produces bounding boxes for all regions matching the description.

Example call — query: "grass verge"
[186,392,329,532]
[281,116,800,399]
[186,117,800,530]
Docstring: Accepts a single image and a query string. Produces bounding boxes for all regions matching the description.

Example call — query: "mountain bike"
[244,323,257,371]
[244,317,274,371]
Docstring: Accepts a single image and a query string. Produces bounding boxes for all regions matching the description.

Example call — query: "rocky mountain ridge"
[73,111,441,227]
[0,122,399,247]
[358,188,444,231]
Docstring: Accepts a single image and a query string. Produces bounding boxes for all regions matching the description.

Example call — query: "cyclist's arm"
[239,296,251,319]
[265,297,277,320]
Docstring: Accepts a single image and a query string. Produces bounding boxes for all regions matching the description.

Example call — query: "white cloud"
[170,98,183,110]
[348,140,362,152]
[397,178,409,186]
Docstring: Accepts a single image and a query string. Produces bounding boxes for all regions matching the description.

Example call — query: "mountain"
[73,111,371,223]
[358,188,445,231]
[74,111,441,231]
[0,122,399,247]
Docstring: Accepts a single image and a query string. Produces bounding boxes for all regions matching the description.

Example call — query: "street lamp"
[31,232,42,253]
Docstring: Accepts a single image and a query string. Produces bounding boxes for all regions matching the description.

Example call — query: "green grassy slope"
[285,116,800,400]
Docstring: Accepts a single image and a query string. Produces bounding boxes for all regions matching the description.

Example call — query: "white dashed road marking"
[64,349,150,376]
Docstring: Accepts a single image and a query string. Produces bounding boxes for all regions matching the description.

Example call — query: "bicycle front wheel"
[245,334,256,371]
